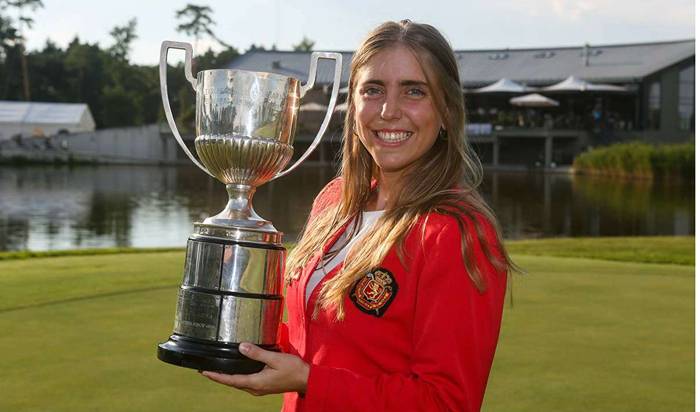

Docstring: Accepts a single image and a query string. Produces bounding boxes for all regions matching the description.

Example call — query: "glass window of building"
[678,65,694,131]
[648,81,661,130]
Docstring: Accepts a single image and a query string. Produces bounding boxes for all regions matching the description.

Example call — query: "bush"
[574,142,694,180]
[651,143,695,180]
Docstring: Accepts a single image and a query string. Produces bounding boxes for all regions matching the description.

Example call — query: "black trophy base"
[158,335,279,375]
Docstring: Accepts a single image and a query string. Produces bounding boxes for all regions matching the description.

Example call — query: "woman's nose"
[380,93,402,120]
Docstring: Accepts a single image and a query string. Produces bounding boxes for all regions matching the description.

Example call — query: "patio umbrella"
[509,93,560,107]
[468,78,534,93]
[300,102,328,112]
[540,75,627,92]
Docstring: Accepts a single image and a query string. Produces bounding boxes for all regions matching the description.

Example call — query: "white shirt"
[304,210,384,304]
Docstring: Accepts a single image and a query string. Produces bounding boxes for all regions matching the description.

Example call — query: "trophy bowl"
[194,70,298,187]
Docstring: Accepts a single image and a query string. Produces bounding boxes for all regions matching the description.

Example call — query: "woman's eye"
[361,86,383,96]
[407,88,426,97]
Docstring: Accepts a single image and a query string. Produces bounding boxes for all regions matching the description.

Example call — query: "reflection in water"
[0,165,694,251]
[0,164,336,251]
[483,172,694,238]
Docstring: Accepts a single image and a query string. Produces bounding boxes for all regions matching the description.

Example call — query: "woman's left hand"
[200,342,310,396]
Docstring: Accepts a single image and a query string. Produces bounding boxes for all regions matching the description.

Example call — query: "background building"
[227,39,694,167]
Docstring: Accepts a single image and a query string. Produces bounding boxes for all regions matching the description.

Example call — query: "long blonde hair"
[285,20,513,319]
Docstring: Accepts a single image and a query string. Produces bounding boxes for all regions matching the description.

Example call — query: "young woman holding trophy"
[201,20,513,412]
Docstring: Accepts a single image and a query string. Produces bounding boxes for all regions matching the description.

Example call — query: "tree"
[64,38,106,125]
[108,18,137,62]
[0,12,239,129]
[245,44,267,53]
[5,0,44,100]
[0,18,20,98]
[197,46,239,70]
[0,14,19,61]
[292,36,314,52]
[0,4,21,98]
[27,40,69,102]
[175,4,230,52]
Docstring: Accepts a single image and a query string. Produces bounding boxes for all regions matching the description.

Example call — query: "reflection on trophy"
[156,41,342,374]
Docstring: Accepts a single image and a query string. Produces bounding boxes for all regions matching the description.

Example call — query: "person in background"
[202,19,514,412]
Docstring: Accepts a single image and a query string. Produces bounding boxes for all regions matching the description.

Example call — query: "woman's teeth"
[375,131,412,143]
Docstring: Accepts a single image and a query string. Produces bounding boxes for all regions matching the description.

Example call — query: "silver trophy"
[156,41,341,374]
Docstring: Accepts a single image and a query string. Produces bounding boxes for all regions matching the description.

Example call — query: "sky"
[12,0,696,65]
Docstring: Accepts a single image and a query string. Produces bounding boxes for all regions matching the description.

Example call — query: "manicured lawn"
[505,236,694,266]
[483,256,693,412]
[0,252,282,412]
[0,240,694,411]
[1,237,692,266]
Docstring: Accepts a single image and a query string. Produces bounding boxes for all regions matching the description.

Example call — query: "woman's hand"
[200,342,310,396]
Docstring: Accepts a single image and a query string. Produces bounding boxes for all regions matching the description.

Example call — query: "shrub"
[574,142,694,180]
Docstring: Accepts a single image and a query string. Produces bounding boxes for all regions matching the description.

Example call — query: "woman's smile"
[373,129,414,145]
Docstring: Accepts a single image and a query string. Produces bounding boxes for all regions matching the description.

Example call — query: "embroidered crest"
[350,268,398,317]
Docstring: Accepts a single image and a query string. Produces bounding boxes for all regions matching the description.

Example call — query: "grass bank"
[2,237,692,266]
[0,246,184,261]
[505,236,694,266]
[0,238,694,411]
[573,142,694,180]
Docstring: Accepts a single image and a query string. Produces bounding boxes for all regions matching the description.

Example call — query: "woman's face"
[353,45,442,175]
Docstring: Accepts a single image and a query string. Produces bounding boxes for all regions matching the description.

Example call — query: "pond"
[0,164,693,251]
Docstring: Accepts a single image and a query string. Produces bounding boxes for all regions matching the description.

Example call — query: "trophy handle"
[159,40,214,178]
[273,52,343,180]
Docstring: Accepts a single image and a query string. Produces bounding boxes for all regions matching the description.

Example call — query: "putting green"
[0,251,693,411]
[483,256,694,412]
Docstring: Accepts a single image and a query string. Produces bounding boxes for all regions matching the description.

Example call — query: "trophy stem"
[224,184,261,221]
[201,184,278,233]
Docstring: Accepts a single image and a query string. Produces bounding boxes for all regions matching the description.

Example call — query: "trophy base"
[157,335,278,375]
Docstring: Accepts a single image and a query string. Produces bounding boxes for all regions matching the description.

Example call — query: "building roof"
[456,39,694,86]
[226,39,694,87]
[0,101,92,125]
[227,50,354,86]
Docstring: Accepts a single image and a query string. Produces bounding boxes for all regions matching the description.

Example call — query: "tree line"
[0,2,315,130]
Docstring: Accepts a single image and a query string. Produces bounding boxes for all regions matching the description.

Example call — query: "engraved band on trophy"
[156,41,342,374]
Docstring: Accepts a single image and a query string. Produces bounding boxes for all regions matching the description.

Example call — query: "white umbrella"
[334,102,348,112]
[300,102,328,112]
[540,75,627,92]
[468,78,534,93]
[510,93,560,107]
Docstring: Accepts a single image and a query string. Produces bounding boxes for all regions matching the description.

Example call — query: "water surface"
[0,164,693,251]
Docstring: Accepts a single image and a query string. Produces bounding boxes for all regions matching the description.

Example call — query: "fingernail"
[239,343,250,353]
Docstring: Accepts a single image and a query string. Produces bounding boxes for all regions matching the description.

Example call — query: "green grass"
[0,240,694,411]
[483,255,693,412]
[2,237,692,265]
[0,247,184,261]
[0,243,297,261]
[0,252,282,412]
[505,236,694,266]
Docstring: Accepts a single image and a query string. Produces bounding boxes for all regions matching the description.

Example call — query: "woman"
[202,20,513,412]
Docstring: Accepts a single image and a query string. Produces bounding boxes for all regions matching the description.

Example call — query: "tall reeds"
[573,142,694,180]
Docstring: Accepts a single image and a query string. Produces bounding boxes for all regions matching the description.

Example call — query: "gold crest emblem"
[350,268,398,317]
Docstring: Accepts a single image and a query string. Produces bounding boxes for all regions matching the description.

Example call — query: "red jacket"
[281,178,507,412]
